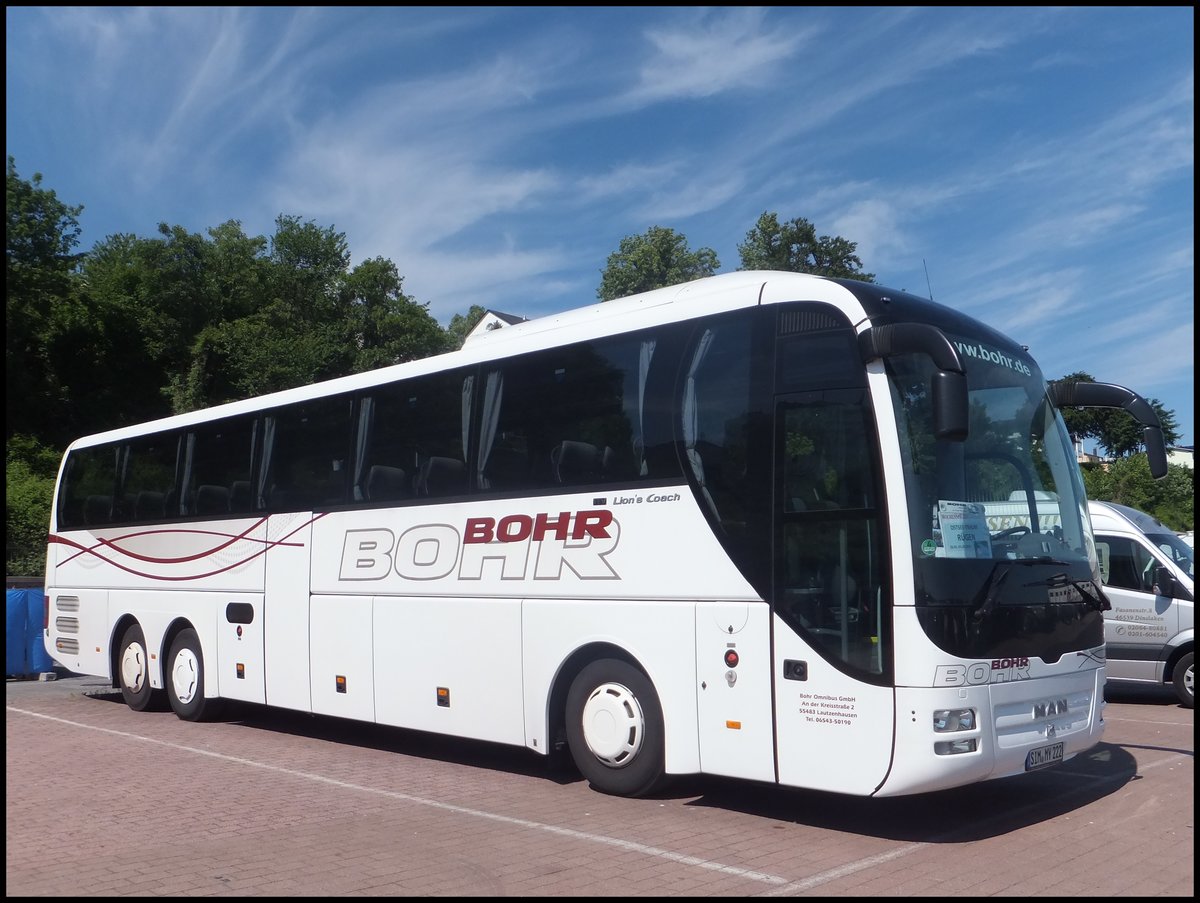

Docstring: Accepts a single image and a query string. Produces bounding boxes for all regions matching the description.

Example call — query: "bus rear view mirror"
[858,323,968,442]
[932,370,968,441]
[1047,380,1168,479]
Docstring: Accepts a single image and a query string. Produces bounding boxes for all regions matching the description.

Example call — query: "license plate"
[1025,741,1064,771]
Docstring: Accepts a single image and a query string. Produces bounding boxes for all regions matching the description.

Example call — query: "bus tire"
[1171,652,1193,709]
[118,624,163,712]
[166,628,223,722]
[565,658,666,797]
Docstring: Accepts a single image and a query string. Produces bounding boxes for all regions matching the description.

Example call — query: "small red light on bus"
[724,649,739,668]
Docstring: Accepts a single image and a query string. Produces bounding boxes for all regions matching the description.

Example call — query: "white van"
[1089,501,1194,707]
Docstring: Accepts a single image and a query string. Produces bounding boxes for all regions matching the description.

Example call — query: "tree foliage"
[446,305,489,349]
[597,226,719,302]
[1082,456,1194,532]
[737,212,875,281]
[6,156,85,442]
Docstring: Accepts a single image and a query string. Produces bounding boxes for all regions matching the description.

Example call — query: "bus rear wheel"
[1172,652,1193,709]
[117,624,163,712]
[565,659,666,797]
[166,628,223,722]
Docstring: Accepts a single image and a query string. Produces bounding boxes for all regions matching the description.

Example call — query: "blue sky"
[6,7,1194,447]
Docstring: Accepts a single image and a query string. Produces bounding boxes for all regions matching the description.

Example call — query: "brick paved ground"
[6,675,1193,896]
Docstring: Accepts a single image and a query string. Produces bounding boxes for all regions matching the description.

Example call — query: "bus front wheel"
[166,628,223,722]
[565,659,666,797]
[118,624,163,712]
[1172,652,1193,709]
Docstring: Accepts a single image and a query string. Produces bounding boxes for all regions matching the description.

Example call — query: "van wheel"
[166,628,223,722]
[117,624,164,712]
[566,659,666,797]
[1171,652,1193,708]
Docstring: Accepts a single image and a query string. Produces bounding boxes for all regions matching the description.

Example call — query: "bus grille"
[992,687,1093,749]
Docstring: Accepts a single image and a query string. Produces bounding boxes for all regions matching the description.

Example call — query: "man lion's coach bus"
[43,271,1168,798]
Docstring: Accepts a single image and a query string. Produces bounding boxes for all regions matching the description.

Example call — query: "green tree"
[597,226,719,302]
[341,256,452,371]
[446,305,489,348]
[1083,455,1194,532]
[6,156,85,441]
[737,212,874,281]
[5,435,60,577]
[81,223,265,426]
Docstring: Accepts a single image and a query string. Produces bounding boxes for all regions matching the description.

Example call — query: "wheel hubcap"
[120,643,146,692]
[171,648,200,705]
[581,682,644,767]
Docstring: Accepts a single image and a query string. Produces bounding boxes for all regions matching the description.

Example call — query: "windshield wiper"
[970,563,1011,619]
[1029,572,1112,611]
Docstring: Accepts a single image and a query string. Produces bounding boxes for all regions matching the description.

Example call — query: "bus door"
[262,510,316,712]
[770,391,896,795]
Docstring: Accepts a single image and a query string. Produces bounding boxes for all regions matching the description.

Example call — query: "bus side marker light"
[726,720,741,730]
[437,687,450,707]
[336,675,347,694]
[236,663,245,679]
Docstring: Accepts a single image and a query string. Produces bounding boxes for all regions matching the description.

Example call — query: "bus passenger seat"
[229,480,253,513]
[551,440,603,484]
[367,465,408,502]
[195,484,230,515]
[415,457,465,496]
[134,490,165,520]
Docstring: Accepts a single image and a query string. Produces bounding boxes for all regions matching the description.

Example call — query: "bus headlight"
[933,708,976,732]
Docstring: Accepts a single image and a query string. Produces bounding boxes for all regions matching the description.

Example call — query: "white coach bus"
[43,271,1168,798]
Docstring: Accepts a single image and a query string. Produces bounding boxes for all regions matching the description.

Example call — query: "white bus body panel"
[215,593,266,705]
[47,518,267,593]
[47,517,269,694]
[883,606,1105,795]
[772,613,895,794]
[311,489,757,602]
[311,594,375,722]
[45,587,109,679]
[882,667,1105,796]
[374,596,525,745]
[263,513,315,712]
[522,598,702,774]
[695,601,775,782]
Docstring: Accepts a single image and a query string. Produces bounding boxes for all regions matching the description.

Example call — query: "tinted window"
[480,332,663,492]
[682,315,756,533]
[58,445,120,529]
[121,433,181,522]
[264,397,353,511]
[185,416,260,516]
[355,370,472,502]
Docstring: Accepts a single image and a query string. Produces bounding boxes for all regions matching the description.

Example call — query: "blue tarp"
[6,588,54,677]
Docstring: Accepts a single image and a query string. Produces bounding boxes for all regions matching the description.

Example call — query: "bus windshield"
[886,332,1103,660]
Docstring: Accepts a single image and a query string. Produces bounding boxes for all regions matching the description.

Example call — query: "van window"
[1095,535,1158,593]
